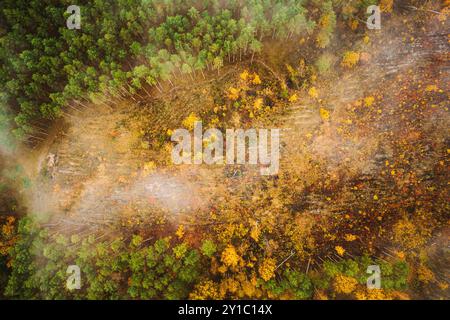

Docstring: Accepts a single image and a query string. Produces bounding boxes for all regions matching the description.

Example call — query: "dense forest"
[0,0,449,300]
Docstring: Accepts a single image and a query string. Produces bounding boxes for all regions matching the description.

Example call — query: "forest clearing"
[0,0,449,301]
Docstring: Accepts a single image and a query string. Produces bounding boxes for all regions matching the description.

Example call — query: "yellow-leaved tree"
[190,280,222,300]
[221,245,240,268]
[258,258,276,281]
[341,51,360,68]
[333,274,358,295]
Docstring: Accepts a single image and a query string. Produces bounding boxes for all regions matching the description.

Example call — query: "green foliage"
[128,237,200,300]
[319,255,409,291]
[3,217,201,299]
[263,269,313,299]
[315,53,334,75]
[315,1,336,48]
[4,217,41,299]
[0,93,16,153]
[379,260,409,290]
[200,239,217,257]
[0,0,316,137]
